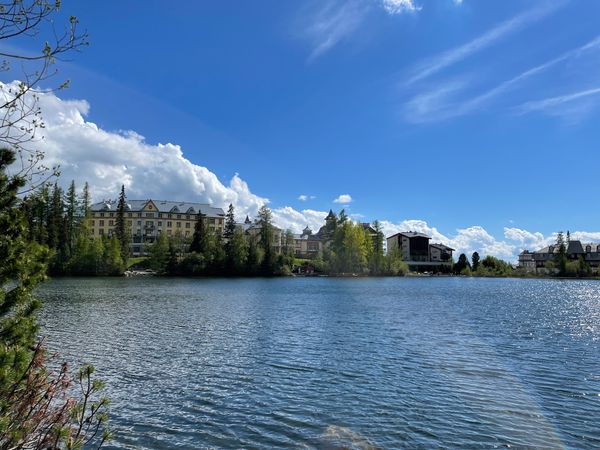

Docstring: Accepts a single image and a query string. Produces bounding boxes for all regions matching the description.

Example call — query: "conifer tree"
[115,184,129,262]
[224,203,236,241]
[472,251,480,272]
[190,212,207,253]
[81,181,91,218]
[65,180,77,255]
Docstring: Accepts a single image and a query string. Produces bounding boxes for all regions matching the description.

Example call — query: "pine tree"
[555,231,567,276]
[370,220,385,275]
[115,184,129,262]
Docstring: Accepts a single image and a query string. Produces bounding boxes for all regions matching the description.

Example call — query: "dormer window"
[548,246,554,253]
[586,245,591,252]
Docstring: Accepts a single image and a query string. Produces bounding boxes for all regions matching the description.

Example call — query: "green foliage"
[453,253,470,274]
[474,255,514,277]
[147,232,169,272]
[471,251,480,272]
[115,184,129,263]
[0,148,109,448]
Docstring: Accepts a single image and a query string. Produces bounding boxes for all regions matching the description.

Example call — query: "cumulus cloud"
[6,81,267,219]
[298,194,316,201]
[271,207,328,233]
[333,194,353,204]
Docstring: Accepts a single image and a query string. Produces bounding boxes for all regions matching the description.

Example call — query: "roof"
[430,243,455,252]
[360,223,377,234]
[567,240,585,254]
[90,199,225,217]
[387,231,431,240]
[325,209,336,220]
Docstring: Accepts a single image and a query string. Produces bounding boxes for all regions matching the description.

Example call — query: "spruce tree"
[190,212,207,253]
[81,181,91,218]
[115,184,129,262]
[65,180,77,255]
[224,203,236,241]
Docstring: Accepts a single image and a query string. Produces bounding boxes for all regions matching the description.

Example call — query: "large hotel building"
[90,199,226,255]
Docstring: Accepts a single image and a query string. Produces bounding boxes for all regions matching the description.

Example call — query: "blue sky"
[4,0,600,259]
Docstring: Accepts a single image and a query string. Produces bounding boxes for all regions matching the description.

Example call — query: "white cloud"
[453,0,463,4]
[515,87,600,120]
[381,0,420,15]
[5,81,267,219]
[302,0,421,60]
[304,0,366,61]
[298,194,316,201]
[333,194,353,204]
[403,34,600,123]
[406,1,565,85]
[271,207,328,233]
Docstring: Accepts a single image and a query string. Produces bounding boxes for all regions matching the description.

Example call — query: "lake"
[37,277,600,449]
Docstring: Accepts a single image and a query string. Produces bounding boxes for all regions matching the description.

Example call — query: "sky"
[3,0,600,261]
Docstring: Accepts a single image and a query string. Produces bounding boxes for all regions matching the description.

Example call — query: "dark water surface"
[37,277,600,449]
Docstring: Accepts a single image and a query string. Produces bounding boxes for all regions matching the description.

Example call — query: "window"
[167,221,172,227]
[186,215,190,220]
[109,212,114,217]
[127,220,132,226]
[99,229,104,235]
[148,204,153,210]
[99,220,105,226]
[91,220,95,226]
[138,213,142,217]
[158,213,162,218]
[167,230,172,236]
[177,222,181,228]
[209,218,215,224]
[177,214,181,219]
[146,221,154,226]
[145,213,153,218]
[137,220,141,225]
[586,245,591,252]
[168,214,172,219]
[128,213,132,217]
[100,213,104,217]
[185,231,190,237]
[158,221,162,227]
[109,220,113,226]
[185,222,190,228]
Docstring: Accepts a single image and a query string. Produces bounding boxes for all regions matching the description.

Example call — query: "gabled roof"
[325,209,336,220]
[567,240,584,254]
[90,199,225,217]
[387,231,431,240]
[430,243,455,252]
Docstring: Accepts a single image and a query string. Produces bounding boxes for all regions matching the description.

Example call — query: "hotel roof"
[90,199,225,217]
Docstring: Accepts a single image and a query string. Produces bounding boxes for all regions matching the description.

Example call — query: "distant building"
[90,199,225,256]
[518,240,600,273]
[292,210,337,258]
[386,231,454,270]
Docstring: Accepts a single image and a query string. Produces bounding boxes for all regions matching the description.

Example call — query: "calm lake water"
[37,277,600,449]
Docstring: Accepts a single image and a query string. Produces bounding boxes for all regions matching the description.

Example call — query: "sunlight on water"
[37,277,600,449]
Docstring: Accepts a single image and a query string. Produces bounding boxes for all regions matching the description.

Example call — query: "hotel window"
[109,220,113,226]
[209,218,215,224]
[99,220,104,226]
[128,213,132,217]
[91,220,95,226]
[158,213,162,218]
[100,213,104,217]
[146,221,154,226]
[168,214,172,219]
[158,221,162,227]
[177,214,181,219]
[99,229,104,235]
[185,231,190,237]
[146,213,153,218]
[167,221,172,227]
[137,220,141,225]
[177,222,181,228]
[185,222,190,228]
[186,215,190,220]
[138,213,142,217]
